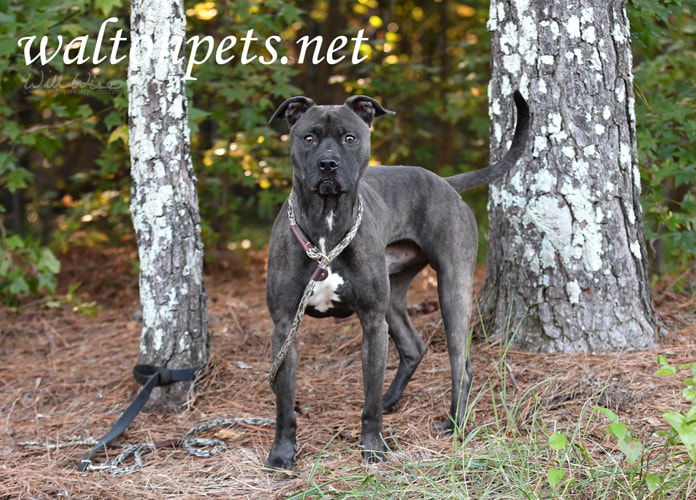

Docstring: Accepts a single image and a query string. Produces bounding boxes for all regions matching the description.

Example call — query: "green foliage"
[595,407,643,465]
[656,356,696,461]
[629,0,696,272]
[1,0,130,303]
[65,281,102,317]
[547,432,568,490]
[340,0,491,167]
[184,0,303,245]
[0,219,60,304]
[547,466,566,490]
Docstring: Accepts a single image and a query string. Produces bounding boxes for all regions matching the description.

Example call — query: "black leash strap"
[77,364,204,472]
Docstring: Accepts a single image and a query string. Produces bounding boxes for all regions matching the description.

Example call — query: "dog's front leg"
[358,311,389,462]
[268,320,297,470]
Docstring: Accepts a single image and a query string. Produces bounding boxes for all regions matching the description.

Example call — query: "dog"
[265,90,529,469]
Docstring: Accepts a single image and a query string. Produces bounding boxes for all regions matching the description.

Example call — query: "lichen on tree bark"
[483,0,655,352]
[128,0,208,403]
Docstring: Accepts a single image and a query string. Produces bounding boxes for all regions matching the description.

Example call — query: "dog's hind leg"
[432,260,475,433]
[383,262,428,413]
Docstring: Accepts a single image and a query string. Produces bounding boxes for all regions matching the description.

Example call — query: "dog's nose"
[319,159,339,172]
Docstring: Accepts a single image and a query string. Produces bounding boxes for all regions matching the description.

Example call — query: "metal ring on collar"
[313,251,330,267]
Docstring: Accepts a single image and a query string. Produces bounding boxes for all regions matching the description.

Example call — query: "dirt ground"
[1,247,695,499]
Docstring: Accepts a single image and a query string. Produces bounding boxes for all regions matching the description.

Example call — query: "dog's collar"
[287,192,363,282]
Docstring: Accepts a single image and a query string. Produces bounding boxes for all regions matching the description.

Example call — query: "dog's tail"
[445,90,530,193]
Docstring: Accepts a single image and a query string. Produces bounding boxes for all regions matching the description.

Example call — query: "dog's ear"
[269,96,316,127]
[343,95,395,126]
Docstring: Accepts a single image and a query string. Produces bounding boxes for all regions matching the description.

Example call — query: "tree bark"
[482,0,655,352]
[128,0,209,404]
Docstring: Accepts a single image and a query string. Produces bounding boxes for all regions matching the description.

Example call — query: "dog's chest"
[306,237,349,314]
[308,267,344,312]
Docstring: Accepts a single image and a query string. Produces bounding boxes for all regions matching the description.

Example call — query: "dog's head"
[270,96,394,196]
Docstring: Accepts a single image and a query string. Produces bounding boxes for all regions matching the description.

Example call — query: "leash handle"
[77,365,204,471]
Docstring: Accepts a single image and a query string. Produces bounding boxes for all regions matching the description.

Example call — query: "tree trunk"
[482,0,655,352]
[128,0,209,404]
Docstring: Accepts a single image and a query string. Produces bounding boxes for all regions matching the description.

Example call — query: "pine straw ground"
[1,247,695,499]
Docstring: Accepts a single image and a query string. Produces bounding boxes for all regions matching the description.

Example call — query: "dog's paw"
[267,453,294,471]
[361,434,386,463]
[381,398,399,414]
[267,441,296,471]
[432,418,455,437]
[362,448,386,464]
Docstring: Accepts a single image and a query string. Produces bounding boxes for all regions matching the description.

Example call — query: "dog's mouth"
[313,179,344,196]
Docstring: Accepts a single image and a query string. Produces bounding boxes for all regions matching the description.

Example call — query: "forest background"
[0,0,694,304]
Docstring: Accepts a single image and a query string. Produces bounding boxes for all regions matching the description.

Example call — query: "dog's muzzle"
[313,157,345,195]
[315,179,343,195]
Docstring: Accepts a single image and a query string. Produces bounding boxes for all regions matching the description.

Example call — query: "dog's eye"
[303,135,314,144]
[345,135,356,144]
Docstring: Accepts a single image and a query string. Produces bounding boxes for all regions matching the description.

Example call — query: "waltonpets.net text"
[17,17,370,81]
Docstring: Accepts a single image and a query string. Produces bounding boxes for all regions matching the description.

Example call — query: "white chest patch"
[308,267,344,312]
[308,237,343,312]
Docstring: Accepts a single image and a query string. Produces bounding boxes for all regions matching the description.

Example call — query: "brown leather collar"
[286,192,363,283]
[290,224,314,254]
[289,223,330,281]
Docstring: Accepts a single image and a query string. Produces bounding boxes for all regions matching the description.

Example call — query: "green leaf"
[664,412,686,431]
[686,406,696,422]
[104,111,124,130]
[2,121,22,141]
[684,388,696,402]
[608,422,628,441]
[94,0,123,16]
[37,248,60,274]
[655,366,677,376]
[596,407,619,424]
[645,474,661,493]
[20,131,36,146]
[9,274,30,295]
[107,124,129,145]
[674,164,696,187]
[681,433,696,452]
[688,445,696,463]
[0,11,15,26]
[4,235,25,250]
[620,439,642,465]
[188,106,210,123]
[548,467,565,489]
[549,433,567,451]
[35,135,63,158]
[6,168,34,192]
[37,271,57,293]
[0,151,16,175]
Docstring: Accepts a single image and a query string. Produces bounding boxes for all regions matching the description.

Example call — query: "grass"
[283,385,696,499]
[283,312,696,500]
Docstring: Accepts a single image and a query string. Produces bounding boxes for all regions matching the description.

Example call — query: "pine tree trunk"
[482,0,655,352]
[128,0,209,404]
